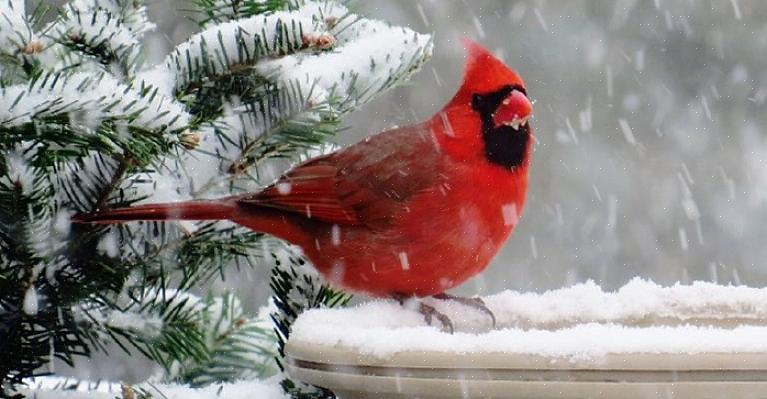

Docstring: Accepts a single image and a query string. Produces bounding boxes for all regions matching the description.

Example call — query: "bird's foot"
[393,294,454,333]
[418,301,454,334]
[433,293,496,328]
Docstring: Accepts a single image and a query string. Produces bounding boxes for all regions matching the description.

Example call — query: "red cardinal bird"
[75,39,533,330]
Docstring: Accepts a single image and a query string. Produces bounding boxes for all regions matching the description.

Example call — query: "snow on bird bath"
[290,278,767,360]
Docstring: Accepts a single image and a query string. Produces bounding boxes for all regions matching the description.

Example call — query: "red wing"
[238,122,444,228]
[334,123,444,228]
[238,155,362,225]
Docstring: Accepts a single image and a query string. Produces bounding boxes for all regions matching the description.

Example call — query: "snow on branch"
[0,0,35,54]
[254,1,433,109]
[50,5,143,74]
[194,0,295,26]
[0,146,39,195]
[1,0,432,393]
[180,80,341,194]
[66,0,156,38]
[153,7,327,95]
[0,72,190,131]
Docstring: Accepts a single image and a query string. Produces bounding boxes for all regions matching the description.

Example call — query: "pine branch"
[0,71,190,132]
[153,5,335,98]
[171,293,278,386]
[175,225,265,291]
[0,0,35,57]
[50,6,142,78]
[192,0,295,27]
[1,0,432,395]
[251,5,434,112]
[92,156,134,211]
[225,82,342,176]
[268,248,350,399]
[268,249,351,368]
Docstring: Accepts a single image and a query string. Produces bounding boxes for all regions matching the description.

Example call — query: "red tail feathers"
[72,200,236,224]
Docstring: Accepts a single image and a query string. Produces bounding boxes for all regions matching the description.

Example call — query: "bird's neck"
[428,102,485,160]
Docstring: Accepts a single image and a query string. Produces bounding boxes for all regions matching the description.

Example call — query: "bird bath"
[285,279,767,398]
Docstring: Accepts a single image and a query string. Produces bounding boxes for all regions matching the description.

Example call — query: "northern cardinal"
[75,39,533,330]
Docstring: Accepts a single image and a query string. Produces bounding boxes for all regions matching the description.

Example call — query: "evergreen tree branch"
[0,72,190,132]
[92,156,134,211]
[49,5,143,78]
[192,0,295,27]
[1,0,432,395]
[151,5,336,98]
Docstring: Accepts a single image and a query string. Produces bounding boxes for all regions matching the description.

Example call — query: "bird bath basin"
[285,279,767,398]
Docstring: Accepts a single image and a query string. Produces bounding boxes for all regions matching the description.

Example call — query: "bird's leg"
[392,294,454,334]
[433,293,496,327]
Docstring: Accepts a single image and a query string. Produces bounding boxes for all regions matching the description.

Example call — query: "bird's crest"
[455,38,526,99]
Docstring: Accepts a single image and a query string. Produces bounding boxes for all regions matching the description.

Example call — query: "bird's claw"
[433,293,496,328]
[393,294,454,333]
[418,302,454,334]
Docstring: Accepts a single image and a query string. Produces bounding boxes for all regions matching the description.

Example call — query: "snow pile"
[19,377,287,399]
[290,278,767,359]
[486,278,767,328]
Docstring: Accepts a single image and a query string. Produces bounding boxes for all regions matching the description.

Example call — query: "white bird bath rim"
[286,279,767,398]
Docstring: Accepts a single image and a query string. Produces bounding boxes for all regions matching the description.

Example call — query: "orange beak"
[493,89,533,129]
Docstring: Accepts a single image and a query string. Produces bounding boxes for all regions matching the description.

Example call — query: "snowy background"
[57,0,767,383]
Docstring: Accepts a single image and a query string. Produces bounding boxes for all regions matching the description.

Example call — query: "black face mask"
[471,85,531,170]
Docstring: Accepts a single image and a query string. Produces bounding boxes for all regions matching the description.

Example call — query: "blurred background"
[62,0,767,381]
[344,0,767,294]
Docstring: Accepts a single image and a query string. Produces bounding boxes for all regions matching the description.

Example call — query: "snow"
[605,64,614,97]
[1,149,36,194]
[0,0,33,52]
[52,5,141,65]
[124,166,186,204]
[291,279,767,360]
[0,72,189,131]
[398,251,410,270]
[68,0,155,37]
[618,118,636,145]
[19,377,287,399]
[501,203,519,226]
[254,7,433,108]
[103,310,163,338]
[331,224,341,246]
[23,286,39,315]
[533,8,548,32]
[160,11,318,92]
[276,182,292,195]
[529,235,538,259]
[129,0,432,209]
[53,209,73,236]
[96,231,119,257]
[147,380,287,399]
[730,0,743,19]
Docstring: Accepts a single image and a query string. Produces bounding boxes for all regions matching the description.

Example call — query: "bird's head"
[432,38,533,171]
